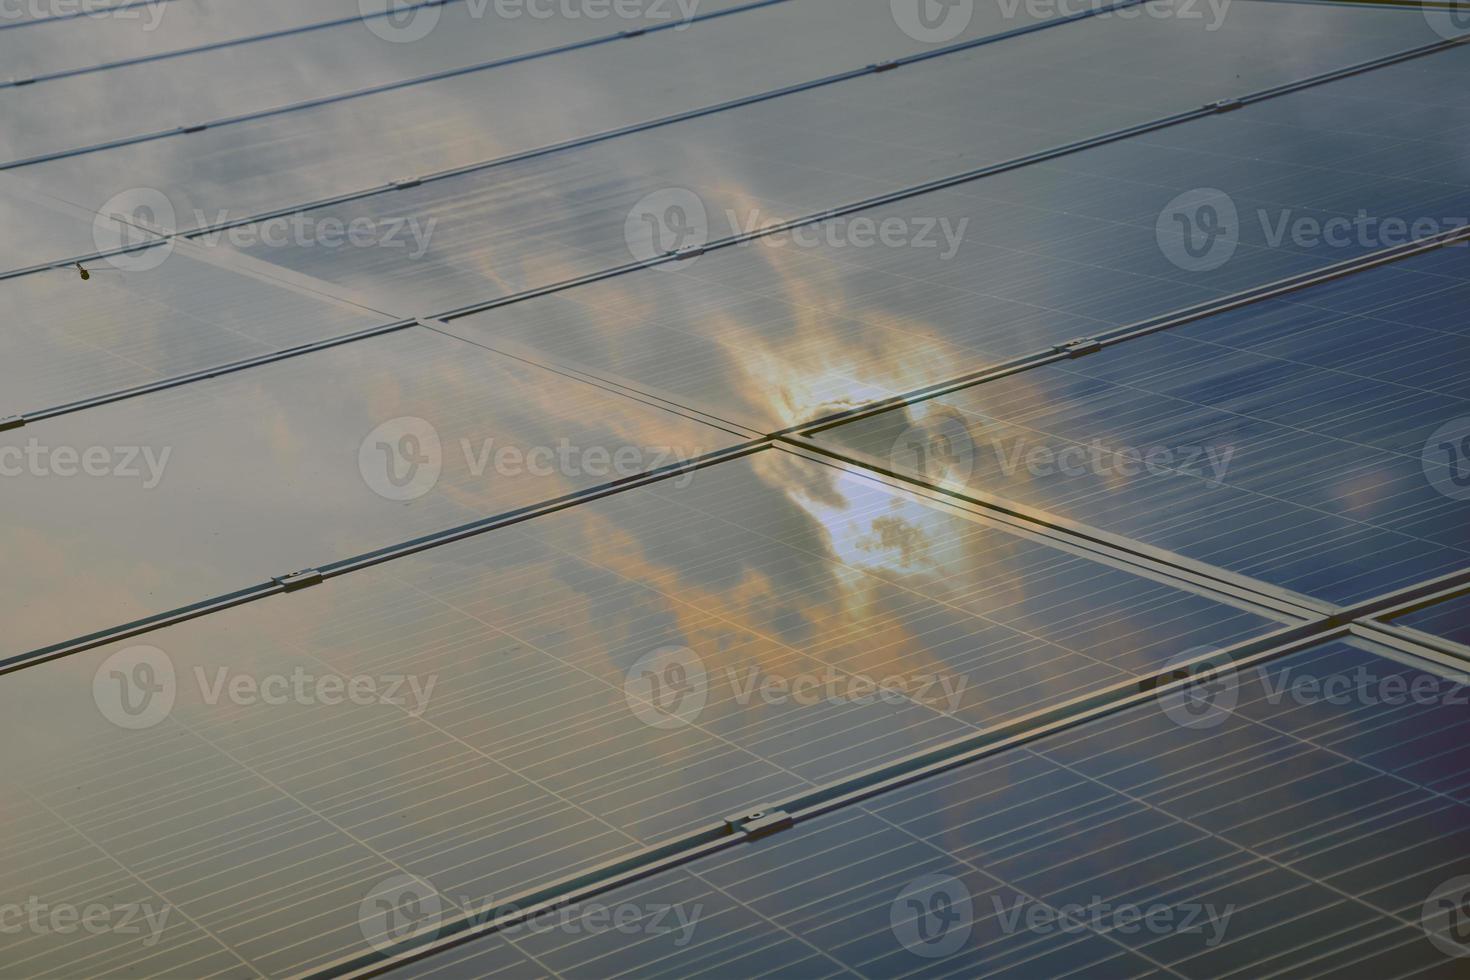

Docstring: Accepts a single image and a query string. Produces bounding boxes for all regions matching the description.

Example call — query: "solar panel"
[1388,590,1470,648]
[0,246,386,416]
[0,327,742,655]
[0,0,775,165]
[12,0,1063,226]
[194,0,1455,317]
[815,243,1470,606]
[384,635,1470,979]
[0,450,1287,973]
[0,0,375,80]
[4,2,1469,977]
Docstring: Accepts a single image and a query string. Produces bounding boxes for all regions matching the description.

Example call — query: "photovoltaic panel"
[0,247,388,416]
[0,327,740,656]
[205,0,1464,316]
[432,42,1470,434]
[0,0,379,80]
[14,0,1063,228]
[816,245,1470,606]
[389,635,1470,979]
[0,450,1285,974]
[0,0,770,164]
[1388,590,1470,648]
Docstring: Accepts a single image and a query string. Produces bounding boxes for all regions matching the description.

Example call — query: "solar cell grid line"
[357,630,1470,980]
[0,0,475,88]
[808,232,1470,608]
[315,623,1342,978]
[0,0,1151,281]
[0,0,793,170]
[796,222,1470,438]
[0,450,1298,974]
[9,1,1458,429]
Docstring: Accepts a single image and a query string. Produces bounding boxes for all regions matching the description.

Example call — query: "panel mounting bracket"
[667,245,706,260]
[272,569,324,592]
[178,123,209,134]
[391,176,424,190]
[1204,98,1244,113]
[0,416,24,432]
[870,60,899,73]
[1054,337,1102,358]
[724,807,793,840]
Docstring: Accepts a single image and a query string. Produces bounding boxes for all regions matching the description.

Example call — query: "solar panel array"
[2,1,1469,977]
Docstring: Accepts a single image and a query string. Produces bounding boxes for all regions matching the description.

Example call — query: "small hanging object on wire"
[75,262,90,281]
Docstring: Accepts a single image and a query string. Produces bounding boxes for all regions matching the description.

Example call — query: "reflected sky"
[0,449,1284,975]
[0,326,741,655]
[397,636,1470,979]
[818,248,1470,605]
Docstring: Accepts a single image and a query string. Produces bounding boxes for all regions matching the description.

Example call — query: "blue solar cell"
[1391,591,1470,648]
[817,245,1470,605]
[391,636,1470,978]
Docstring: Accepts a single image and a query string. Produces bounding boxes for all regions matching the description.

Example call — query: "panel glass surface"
[1390,591,1470,648]
[393,636,1470,979]
[212,0,1462,315]
[0,0,376,80]
[0,0,767,164]
[818,246,1470,606]
[0,327,739,655]
[0,449,1284,974]
[17,0,1062,220]
[427,43,1470,435]
[0,173,171,274]
[1,246,389,415]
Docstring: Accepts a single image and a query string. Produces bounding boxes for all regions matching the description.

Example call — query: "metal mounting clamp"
[724,808,793,840]
[0,416,24,433]
[391,176,423,190]
[1054,337,1102,358]
[272,569,324,592]
[1204,98,1243,113]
